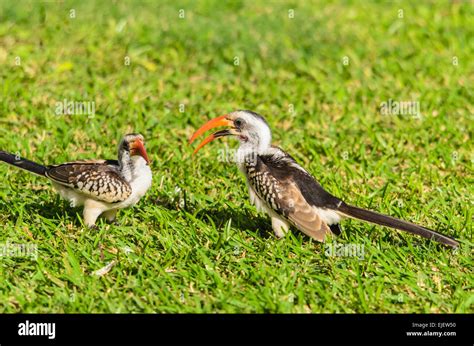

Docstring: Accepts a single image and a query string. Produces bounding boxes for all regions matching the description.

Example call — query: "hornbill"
[189,110,459,248]
[0,133,152,227]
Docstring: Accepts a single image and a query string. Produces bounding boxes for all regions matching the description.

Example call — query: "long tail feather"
[0,151,47,176]
[338,203,459,248]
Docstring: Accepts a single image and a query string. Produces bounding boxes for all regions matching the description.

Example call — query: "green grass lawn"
[0,0,472,313]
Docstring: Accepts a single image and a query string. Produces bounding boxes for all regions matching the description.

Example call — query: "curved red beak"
[189,115,234,155]
[130,139,150,164]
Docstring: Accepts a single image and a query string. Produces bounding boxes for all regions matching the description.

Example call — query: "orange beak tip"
[189,114,231,146]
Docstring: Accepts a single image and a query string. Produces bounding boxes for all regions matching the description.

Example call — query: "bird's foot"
[271,216,290,239]
[273,230,286,239]
[88,224,99,231]
[106,219,120,226]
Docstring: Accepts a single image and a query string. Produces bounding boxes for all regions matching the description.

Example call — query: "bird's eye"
[234,118,244,128]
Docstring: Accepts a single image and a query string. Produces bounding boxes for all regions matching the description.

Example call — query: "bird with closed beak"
[0,133,152,227]
[189,110,459,248]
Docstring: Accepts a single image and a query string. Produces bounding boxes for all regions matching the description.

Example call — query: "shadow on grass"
[0,198,83,227]
[149,191,275,238]
[195,206,274,239]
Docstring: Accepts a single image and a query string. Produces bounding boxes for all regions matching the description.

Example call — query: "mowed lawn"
[0,0,472,313]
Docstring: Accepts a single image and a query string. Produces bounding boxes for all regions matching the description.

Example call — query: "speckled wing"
[245,150,341,241]
[45,160,131,203]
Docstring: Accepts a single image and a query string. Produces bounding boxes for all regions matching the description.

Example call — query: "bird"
[189,110,459,248]
[0,133,152,228]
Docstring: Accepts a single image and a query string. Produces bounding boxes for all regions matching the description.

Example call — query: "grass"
[0,0,472,313]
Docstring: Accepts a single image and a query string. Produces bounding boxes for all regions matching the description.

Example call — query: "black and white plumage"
[243,149,342,241]
[190,110,459,248]
[0,133,152,227]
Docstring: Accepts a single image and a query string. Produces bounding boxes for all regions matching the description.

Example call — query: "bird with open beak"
[189,110,459,248]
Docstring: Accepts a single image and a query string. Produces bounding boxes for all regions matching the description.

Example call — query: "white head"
[118,133,150,180]
[189,110,272,154]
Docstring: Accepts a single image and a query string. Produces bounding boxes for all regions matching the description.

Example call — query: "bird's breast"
[245,165,282,213]
[127,165,152,204]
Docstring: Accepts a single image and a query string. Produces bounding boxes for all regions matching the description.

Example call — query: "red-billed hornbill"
[189,110,459,248]
[0,133,152,227]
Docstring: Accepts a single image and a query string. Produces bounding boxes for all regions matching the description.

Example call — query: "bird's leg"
[83,199,104,228]
[271,215,290,239]
[102,209,119,225]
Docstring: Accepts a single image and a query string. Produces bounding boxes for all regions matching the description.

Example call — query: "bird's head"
[119,133,150,165]
[189,110,272,154]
